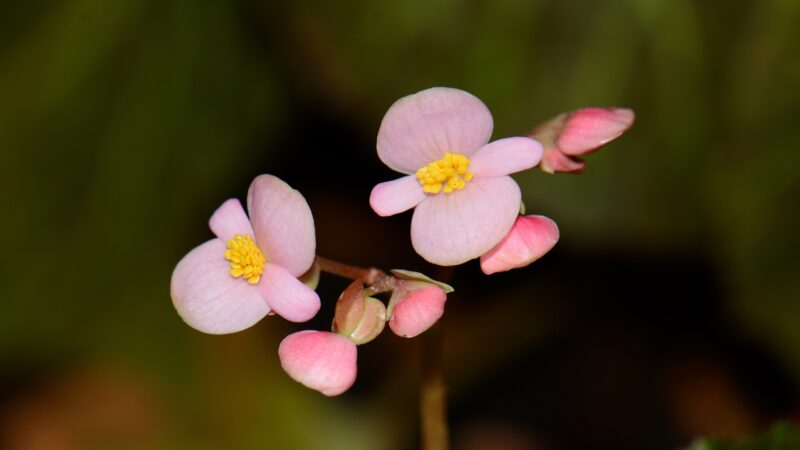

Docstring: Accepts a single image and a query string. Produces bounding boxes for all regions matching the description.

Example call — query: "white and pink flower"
[370,87,544,266]
[170,174,320,334]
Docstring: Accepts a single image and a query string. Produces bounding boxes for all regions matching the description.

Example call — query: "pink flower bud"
[531,107,634,174]
[480,215,559,275]
[278,330,357,396]
[333,281,387,345]
[387,281,447,338]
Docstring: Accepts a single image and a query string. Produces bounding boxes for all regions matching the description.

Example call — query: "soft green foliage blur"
[1,0,798,448]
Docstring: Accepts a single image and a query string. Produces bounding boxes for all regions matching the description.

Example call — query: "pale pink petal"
[247,174,315,277]
[369,175,425,217]
[279,331,357,396]
[539,147,586,174]
[410,176,520,266]
[170,239,270,334]
[377,87,494,174]
[388,285,446,338]
[209,198,254,242]
[557,108,635,155]
[258,263,321,323]
[480,215,559,275]
[469,137,543,177]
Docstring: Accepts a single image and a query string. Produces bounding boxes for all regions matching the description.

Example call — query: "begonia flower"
[480,215,559,275]
[333,280,387,345]
[279,330,358,396]
[171,175,320,334]
[531,107,635,174]
[370,87,543,266]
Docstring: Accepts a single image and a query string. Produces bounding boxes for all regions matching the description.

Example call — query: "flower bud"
[480,215,559,274]
[386,280,447,338]
[333,280,386,345]
[530,107,634,174]
[278,330,357,396]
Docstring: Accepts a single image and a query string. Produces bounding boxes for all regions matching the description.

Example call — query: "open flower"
[531,107,635,174]
[370,87,543,266]
[170,175,320,334]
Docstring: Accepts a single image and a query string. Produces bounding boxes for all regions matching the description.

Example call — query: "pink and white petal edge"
[377,87,494,174]
[279,330,358,396]
[258,263,321,323]
[469,136,543,178]
[480,215,559,275]
[209,198,254,242]
[369,175,426,217]
[247,174,316,277]
[171,239,270,334]
[411,176,521,266]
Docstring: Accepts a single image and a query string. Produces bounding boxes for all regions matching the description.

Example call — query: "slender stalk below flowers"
[420,266,454,450]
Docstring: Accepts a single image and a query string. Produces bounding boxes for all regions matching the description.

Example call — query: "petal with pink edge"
[279,331,358,396]
[369,175,425,217]
[480,215,559,275]
[170,239,270,334]
[258,263,321,323]
[470,137,543,178]
[410,176,520,266]
[209,198,254,242]
[247,174,316,277]
[377,87,494,174]
[557,108,635,155]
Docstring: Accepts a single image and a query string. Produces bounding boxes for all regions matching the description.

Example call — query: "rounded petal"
[279,331,358,396]
[369,175,425,217]
[377,87,493,174]
[480,215,559,275]
[258,263,321,323]
[170,239,270,334]
[209,198,254,242]
[469,137,543,178]
[410,177,521,266]
[388,285,446,338]
[557,108,635,155]
[247,174,316,277]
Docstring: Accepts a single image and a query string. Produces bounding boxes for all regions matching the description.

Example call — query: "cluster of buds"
[279,268,452,396]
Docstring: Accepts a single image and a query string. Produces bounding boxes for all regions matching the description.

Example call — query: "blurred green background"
[1,0,799,449]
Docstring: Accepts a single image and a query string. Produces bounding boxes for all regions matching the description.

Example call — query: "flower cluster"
[170,87,633,395]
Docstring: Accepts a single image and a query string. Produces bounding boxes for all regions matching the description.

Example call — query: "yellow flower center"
[415,152,474,194]
[224,234,266,285]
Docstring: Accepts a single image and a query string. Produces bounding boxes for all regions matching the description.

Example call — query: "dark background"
[1,0,799,449]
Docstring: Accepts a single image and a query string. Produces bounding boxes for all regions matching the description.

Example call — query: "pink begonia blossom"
[480,215,559,275]
[531,107,635,174]
[370,87,543,266]
[279,330,357,396]
[170,175,320,334]
[387,281,447,338]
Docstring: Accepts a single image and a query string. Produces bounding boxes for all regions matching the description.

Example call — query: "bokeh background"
[2,0,799,449]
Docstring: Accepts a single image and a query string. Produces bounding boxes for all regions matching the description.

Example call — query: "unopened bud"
[480,215,559,275]
[333,280,386,345]
[278,330,357,396]
[387,280,447,338]
[530,107,634,174]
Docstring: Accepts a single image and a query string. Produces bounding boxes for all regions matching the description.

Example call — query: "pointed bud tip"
[557,107,635,156]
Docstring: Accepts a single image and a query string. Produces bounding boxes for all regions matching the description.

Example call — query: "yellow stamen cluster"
[224,234,266,285]
[415,152,474,194]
